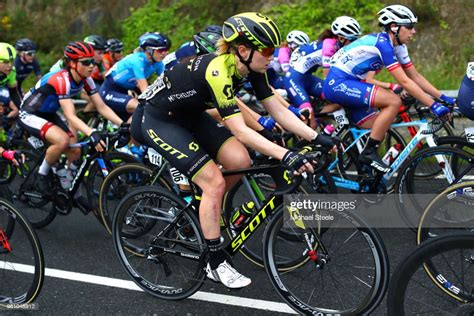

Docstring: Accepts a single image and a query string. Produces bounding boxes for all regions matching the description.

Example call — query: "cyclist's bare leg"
[216,137,251,191]
[125,98,138,114]
[370,88,400,140]
[43,126,71,165]
[192,162,226,239]
[320,103,341,113]
[65,131,81,165]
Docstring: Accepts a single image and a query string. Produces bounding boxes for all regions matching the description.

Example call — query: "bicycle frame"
[326,120,451,191]
[151,165,302,259]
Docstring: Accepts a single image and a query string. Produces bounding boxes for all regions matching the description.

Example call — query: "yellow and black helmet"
[223,12,281,49]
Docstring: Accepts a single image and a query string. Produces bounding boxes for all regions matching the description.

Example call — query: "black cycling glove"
[282,150,309,173]
[89,131,103,147]
[312,133,340,148]
[116,122,131,148]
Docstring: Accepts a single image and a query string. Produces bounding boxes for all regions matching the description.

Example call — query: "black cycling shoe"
[36,173,51,197]
[358,148,391,174]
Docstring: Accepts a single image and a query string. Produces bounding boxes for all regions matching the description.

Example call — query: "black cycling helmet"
[193,31,221,55]
[223,12,281,49]
[84,35,108,50]
[106,38,124,52]
[138,32,171,50]
[204,25,223,34]
[15,38,36,52]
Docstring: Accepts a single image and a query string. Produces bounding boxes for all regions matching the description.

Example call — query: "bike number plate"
[28,136,44,149]
[169,167,189,185]
[147,147,163,166]
[465,127,474,143]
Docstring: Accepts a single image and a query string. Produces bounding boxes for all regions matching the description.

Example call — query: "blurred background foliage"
[0,0,472,90]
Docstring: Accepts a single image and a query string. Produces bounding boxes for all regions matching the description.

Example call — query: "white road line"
[1,262,296,314]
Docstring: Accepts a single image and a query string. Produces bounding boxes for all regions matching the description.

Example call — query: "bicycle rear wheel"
[387,233,474,315]
[0,198,45,306]
[112,186,206,300]
[263,208,389,314]
[85,151,138,223]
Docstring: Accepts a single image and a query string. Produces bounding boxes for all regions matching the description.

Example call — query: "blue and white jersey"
[330,32,413,80]
[289,41,324,75]
[106,52,164,90]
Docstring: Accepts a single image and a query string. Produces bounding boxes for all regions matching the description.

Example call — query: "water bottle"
[230,201,256,230]
[57,167,72,190]
[381,143,403,166]
[323,124,335,136]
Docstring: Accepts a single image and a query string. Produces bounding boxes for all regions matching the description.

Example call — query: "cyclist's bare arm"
[263,95,317,141]
[403,65,443,99]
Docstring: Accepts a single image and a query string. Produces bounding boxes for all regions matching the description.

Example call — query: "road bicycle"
[112,158,389,314]
[5,134,137,228]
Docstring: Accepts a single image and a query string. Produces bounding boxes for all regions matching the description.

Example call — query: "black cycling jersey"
[134,53,275,180]
[139,53,273,119]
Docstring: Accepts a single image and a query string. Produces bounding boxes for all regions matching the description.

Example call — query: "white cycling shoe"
[205,260,251,289]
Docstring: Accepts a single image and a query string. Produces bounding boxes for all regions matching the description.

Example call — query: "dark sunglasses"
[154,48,169,53]
[258,47,275,57]
[400,23,416,30]
[25,51,36,56]
[78,59,95,66]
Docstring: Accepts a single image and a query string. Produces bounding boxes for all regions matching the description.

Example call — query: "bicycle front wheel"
[263,208,389,314]
[0,198,45,306]
[112,186,206,300]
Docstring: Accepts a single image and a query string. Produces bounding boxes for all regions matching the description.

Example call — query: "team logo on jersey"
[222,84,233,100]
[189,142,199,152]
[212,70,219,76]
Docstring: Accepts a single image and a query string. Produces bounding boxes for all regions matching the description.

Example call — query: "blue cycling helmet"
[15,38,37,52]
[138,32,171,50]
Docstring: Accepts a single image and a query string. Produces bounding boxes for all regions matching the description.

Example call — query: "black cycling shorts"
[137,104,234,180]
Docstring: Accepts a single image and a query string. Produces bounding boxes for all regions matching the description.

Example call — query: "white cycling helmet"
[331,16,361,41]
[378,5,418,26]
[467,62,474,81]
[286,30,310,47]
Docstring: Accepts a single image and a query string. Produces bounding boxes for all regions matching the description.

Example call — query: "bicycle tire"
[0,198,45,305]
[263,208,389,314]
[85,151,138,223]
[387,233,474,315]
[112,186,206,300]
[416,181,474,302]
[99,163,172,234]
[395,146,473,229]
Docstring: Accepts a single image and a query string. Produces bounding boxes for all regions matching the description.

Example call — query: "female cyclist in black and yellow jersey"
[132,12,336,289]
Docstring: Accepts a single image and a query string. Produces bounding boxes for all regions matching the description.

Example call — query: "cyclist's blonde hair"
[216,38,232,55]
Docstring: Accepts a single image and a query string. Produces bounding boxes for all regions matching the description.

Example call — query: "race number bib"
[465,127,474,143]
[28,136,44,149]
[147,147,163,166]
